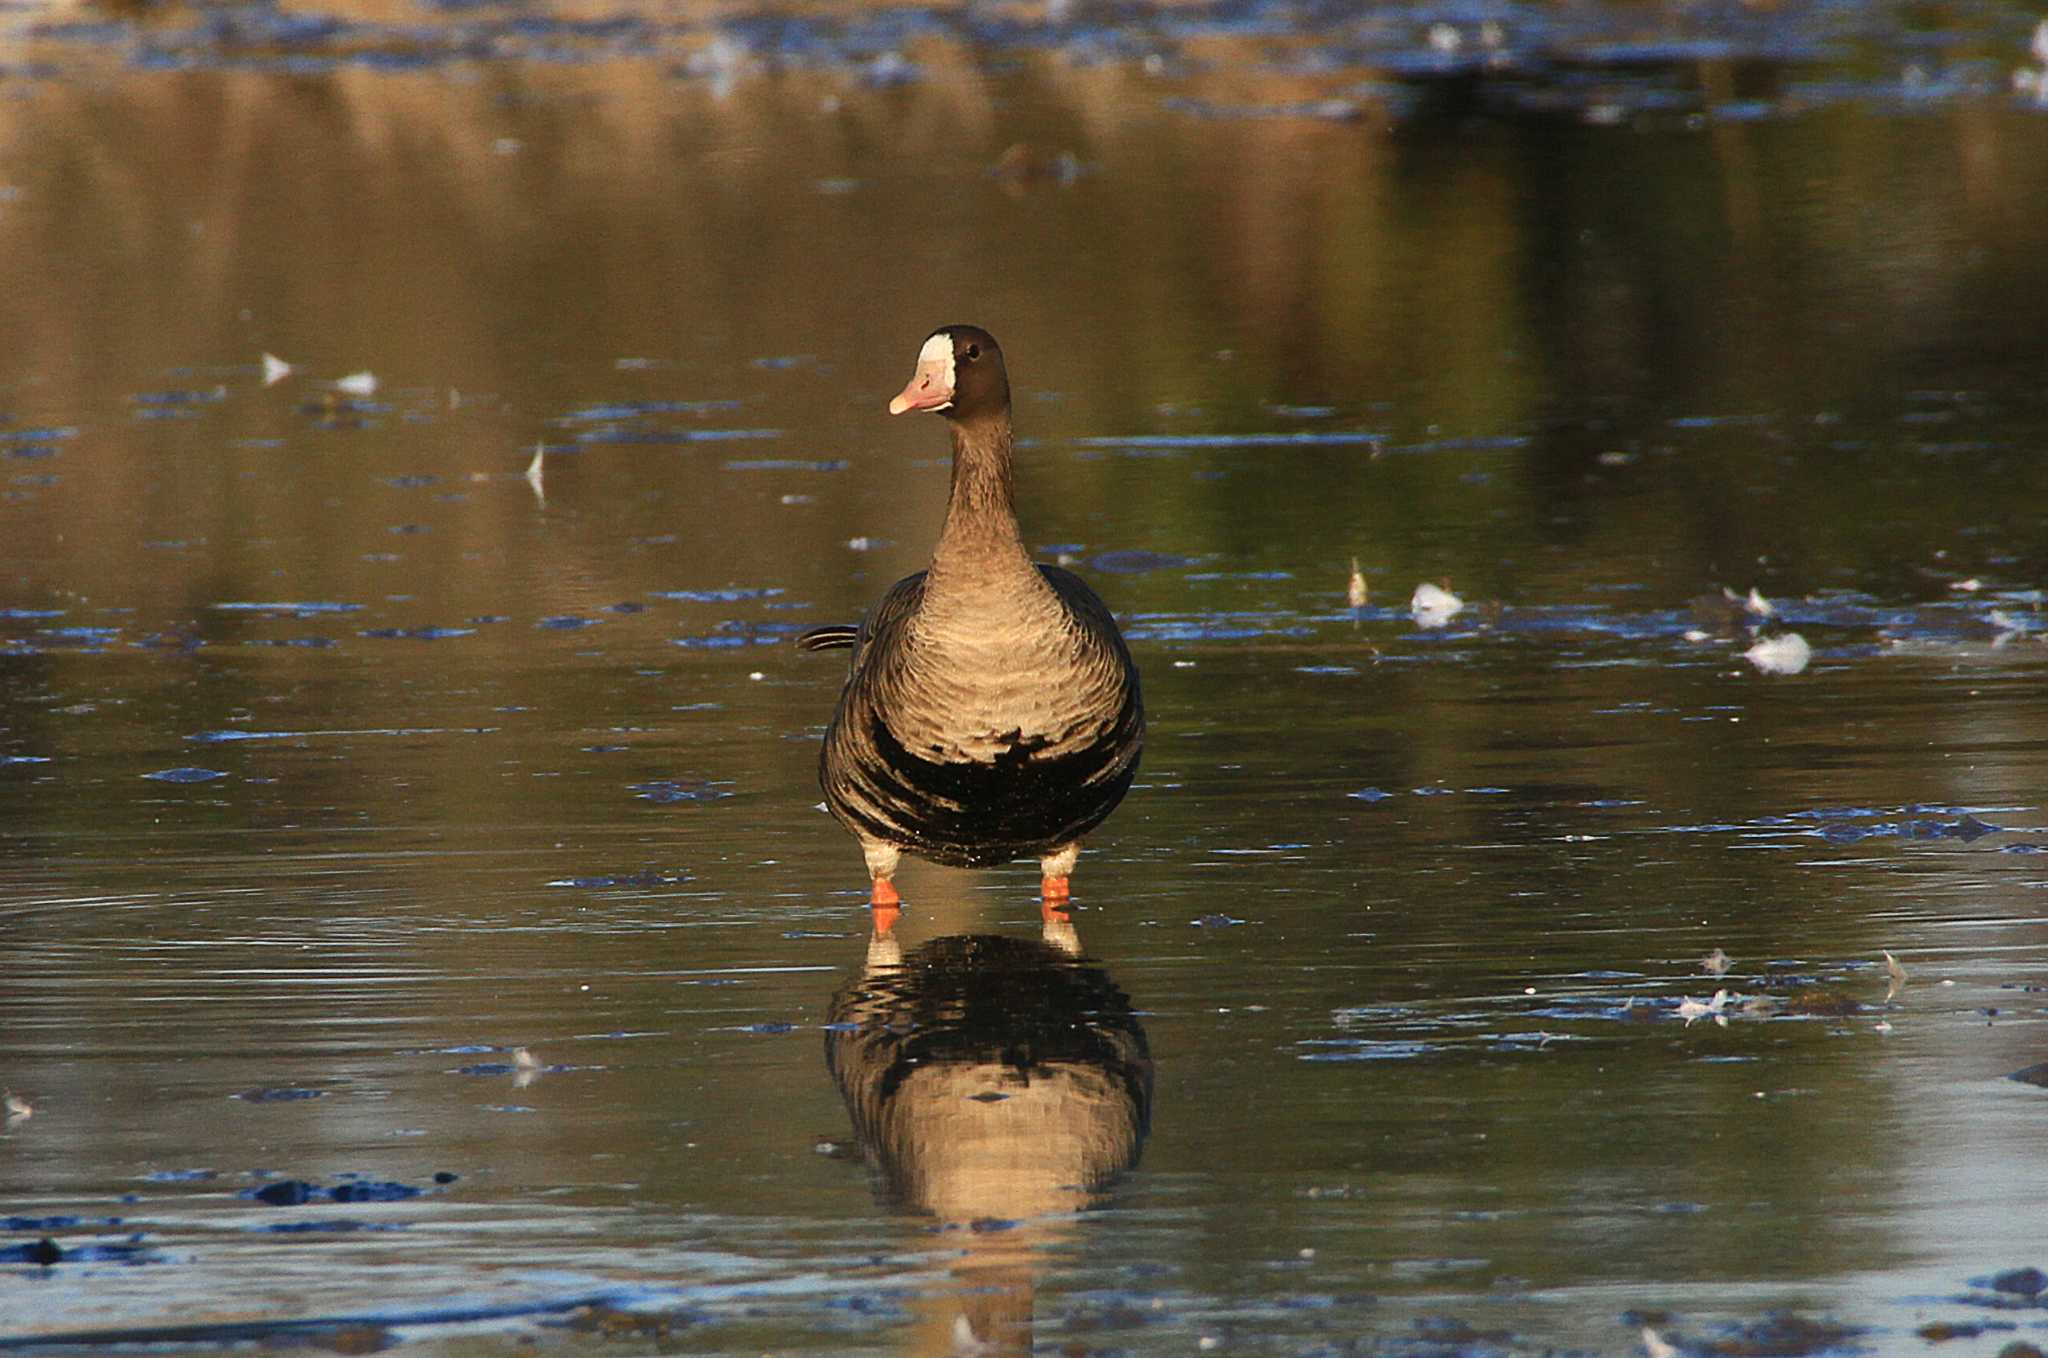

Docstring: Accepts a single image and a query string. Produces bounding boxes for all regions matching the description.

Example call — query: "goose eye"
[963,344,980,361]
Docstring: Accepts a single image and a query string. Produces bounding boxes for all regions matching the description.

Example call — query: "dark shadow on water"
[825,920,1151,1354]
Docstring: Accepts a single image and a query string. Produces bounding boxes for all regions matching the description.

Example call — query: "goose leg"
[869,877,901,934]
[862,839,903,931]
[1039,842,1079,906]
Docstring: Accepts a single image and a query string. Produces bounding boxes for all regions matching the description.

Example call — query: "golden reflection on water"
[826,916,1150,1353]
[2,21,2044,630]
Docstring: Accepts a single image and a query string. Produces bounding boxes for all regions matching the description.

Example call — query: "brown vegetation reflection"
[5,27,2048,634]
[826,920,1151,1353]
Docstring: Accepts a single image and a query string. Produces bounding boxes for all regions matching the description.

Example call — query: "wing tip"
[797,624,860,652]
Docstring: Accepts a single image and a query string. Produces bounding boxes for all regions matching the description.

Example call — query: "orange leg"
[1040,875,1070,904]
[870,877,901,934]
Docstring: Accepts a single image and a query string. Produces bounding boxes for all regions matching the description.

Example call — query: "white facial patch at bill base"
[918,331,956,406]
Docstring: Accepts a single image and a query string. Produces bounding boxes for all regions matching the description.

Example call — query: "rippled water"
[4,0,2048,1352]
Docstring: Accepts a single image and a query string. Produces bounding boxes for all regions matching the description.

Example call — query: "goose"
[801,326,1143,922]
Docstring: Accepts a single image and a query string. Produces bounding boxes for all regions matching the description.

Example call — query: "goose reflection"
[825,914,1152,1353]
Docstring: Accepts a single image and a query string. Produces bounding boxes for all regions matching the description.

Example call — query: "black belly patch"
[832,712,1137,867]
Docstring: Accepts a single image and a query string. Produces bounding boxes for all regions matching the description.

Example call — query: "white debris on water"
[1703,947,1732,977]
[1745,631,1811,675]
[1346,557,1367,608]
[260,352,294,386]
[524,443,546,504]
[2016,22,2048,102]
[335,370,378,397]
[1677,988,1733,1026]
[1988,609,2033,644]
[950,1314,997,1354]
[1410,580,1463,628]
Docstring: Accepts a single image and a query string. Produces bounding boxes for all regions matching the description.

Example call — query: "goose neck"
[932,414,1027,565]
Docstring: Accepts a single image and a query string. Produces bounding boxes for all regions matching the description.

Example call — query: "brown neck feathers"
[934,412,1026,562]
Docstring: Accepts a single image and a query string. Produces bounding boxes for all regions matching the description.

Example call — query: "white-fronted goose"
[802,326,1143,922]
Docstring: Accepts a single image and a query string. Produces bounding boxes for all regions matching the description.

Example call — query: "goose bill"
[887,358,955,415]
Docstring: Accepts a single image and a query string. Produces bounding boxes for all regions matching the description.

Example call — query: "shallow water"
[4,0,2048,1353]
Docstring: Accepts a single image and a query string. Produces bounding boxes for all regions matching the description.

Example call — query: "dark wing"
[1038,561,1145,802]
[1038,565,1138,667]
[846,572,928,672]
[798,572,928,660]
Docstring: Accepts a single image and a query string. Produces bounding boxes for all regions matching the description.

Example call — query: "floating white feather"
[1410,581,1464,629]
[1745,632,1811,675]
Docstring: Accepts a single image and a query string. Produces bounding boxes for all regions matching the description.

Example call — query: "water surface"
[4,1,2048,1352]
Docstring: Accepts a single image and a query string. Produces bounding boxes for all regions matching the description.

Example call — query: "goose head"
[887,325,1009,422]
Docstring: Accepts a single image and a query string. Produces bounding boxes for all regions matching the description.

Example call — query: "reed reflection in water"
[825,916,1151,1354]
